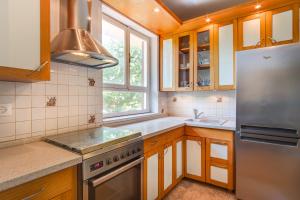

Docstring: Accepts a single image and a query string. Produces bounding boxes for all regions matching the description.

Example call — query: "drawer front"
[206,162,233,190]
[210,165,228,184]
[144,135,165,153]
[144,127,184,153]
[210,143,228,160]
[185,126,233,141]
[0,167,77,200]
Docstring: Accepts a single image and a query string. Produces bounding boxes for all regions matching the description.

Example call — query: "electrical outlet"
[0,104,12,116]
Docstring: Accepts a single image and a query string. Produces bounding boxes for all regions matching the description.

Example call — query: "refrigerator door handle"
[239,130,299,147]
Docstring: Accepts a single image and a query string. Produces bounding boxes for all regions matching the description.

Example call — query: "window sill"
[103,112,166,127]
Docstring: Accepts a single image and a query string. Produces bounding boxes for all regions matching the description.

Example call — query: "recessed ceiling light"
[205,17,211,23]
[153,7,160,13]
[255,4,261,9]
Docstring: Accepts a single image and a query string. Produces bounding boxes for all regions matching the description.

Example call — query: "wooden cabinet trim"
[266,4,299,46]
[185,126,234,141]
[0,0,50,82]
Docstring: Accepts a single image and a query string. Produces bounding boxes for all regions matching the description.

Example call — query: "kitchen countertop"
[0,116,235,192]
[119,116,236,140]
[0,142,82,192]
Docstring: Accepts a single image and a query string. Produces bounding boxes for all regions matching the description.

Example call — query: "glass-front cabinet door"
[194,26,214,90]
[160,36,175,91]
[176,32,193,91]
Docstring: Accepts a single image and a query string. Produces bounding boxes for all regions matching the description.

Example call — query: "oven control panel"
[83,140,143,180]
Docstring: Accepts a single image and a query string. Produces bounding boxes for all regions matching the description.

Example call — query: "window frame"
[102,14,151,118]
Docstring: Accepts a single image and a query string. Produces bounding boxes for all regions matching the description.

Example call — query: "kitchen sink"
[186,118,228,125]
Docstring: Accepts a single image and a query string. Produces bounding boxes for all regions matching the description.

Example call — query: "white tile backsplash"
[167,91,236,119]
[16,121,31,135]
[32,119,46,133]
[32,83,46,96]
[32,108,46,120]
[0,62,103,142]
[0,82,15,95]
[16,96,31,109]
[16,108,31,122]
[16,83,32,95]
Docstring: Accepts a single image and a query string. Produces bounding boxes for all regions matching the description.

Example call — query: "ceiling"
[161,0,253,21]
[103,0,181,35]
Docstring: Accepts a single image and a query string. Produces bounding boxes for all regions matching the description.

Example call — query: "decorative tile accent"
[88,115,96,124]
[46,97,56,107]
[88,78,96,86]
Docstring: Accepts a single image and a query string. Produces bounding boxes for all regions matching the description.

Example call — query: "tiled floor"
[164,179,237,200]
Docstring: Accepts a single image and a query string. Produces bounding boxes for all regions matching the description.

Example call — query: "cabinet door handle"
[268,36,277,44]
[255,40,261,47]
[164,147,169,156]
[22,187,44,200]
[26,61,49,77]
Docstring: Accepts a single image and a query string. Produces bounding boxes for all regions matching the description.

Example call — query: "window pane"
[102,19,125,85]
[103,90,147,114]
[130,33,148,87]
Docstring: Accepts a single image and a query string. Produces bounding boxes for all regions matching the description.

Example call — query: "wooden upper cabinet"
[214,21,237,90]
[266,5,299,46]
[160,36,176,91]
[238,13,266,50]
[175,32,194,91]
[0,0,50,82]
[193,25,215,91]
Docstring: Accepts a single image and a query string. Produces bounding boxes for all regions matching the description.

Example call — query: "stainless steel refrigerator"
[236,43,300,200]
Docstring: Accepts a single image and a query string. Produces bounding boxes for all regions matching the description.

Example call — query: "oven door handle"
[91,157,144,187]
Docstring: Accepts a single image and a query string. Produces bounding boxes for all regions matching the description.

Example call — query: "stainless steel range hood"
[51,0,118,68]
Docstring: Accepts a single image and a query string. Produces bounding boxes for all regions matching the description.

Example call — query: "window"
[102,15,150,118]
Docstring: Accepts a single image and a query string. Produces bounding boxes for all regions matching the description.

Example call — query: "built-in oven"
[89,157,143,200]
[81,140,144,200]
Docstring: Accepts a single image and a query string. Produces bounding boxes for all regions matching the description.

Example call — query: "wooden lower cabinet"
[185,126,234,190]
[0,166,77,200]
[143,127,184,200]
[143,126,234,199]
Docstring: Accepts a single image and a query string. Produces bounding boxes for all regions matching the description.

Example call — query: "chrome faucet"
[193,109,204,119]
